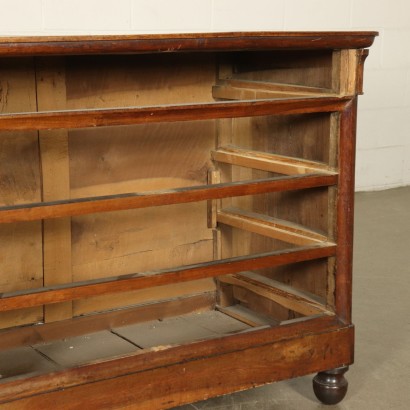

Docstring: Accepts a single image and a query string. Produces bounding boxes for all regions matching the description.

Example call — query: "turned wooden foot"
[313,366,349,405]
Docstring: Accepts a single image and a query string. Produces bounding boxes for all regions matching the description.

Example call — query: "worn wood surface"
[0,315,349,404]
[0,244,336,312]
[217,79,335,95]
[0,58,43,329]
[0,96,351,131]
[0,32,375,408]
[212,145,335,175]
[215,111,333,307]
[0,32,377,57]
[217,304,278,327]
[0,174,338,224]
[0,293,215,351]
[219,271,332,317]
[36,57,73,322]
[0,324,353,409]
[217,208,329,246]
[62,55,217,315]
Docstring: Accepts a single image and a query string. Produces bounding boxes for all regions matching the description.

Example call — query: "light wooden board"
[64,54,216,109]
[69,121,215,197]
[0,58,43,329]
[71,203,214,315]
[36,57,73,322]
[212,145,335,176]
[217,207,328,246]
[63,54,218,315]
[230,50,334,89]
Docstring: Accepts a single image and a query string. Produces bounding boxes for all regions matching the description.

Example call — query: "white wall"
[1,0,409,191]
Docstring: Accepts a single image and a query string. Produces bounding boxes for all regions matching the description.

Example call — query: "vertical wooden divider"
[36,57,73,322]
[214,56,234,307]
[334,51,363,326]
[214,119,234,307]
[326,113,339,309]
[330,49,358,320]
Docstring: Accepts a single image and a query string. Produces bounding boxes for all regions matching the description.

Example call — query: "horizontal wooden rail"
[219,271,333,317]
[0,97,351,131]
[217,207,329,246]
[0,244,336,312]
[213,80,337,100]
[212,145,336,175]
[0,174,337,224]
[224,79,335,96]
[0,316,345,404]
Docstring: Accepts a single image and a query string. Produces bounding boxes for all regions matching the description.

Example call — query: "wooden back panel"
[0,32,376,327]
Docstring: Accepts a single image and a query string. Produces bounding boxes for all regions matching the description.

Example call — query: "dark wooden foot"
[313,366,348,405]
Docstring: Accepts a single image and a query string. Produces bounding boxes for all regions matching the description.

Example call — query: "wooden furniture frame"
[0,32,376,409]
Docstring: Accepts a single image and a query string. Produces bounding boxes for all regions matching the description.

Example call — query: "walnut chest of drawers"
[0,31,376,409]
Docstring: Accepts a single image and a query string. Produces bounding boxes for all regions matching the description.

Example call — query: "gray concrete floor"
[175,187,410,410]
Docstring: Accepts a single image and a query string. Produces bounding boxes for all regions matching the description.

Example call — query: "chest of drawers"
[0,31,376,408]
